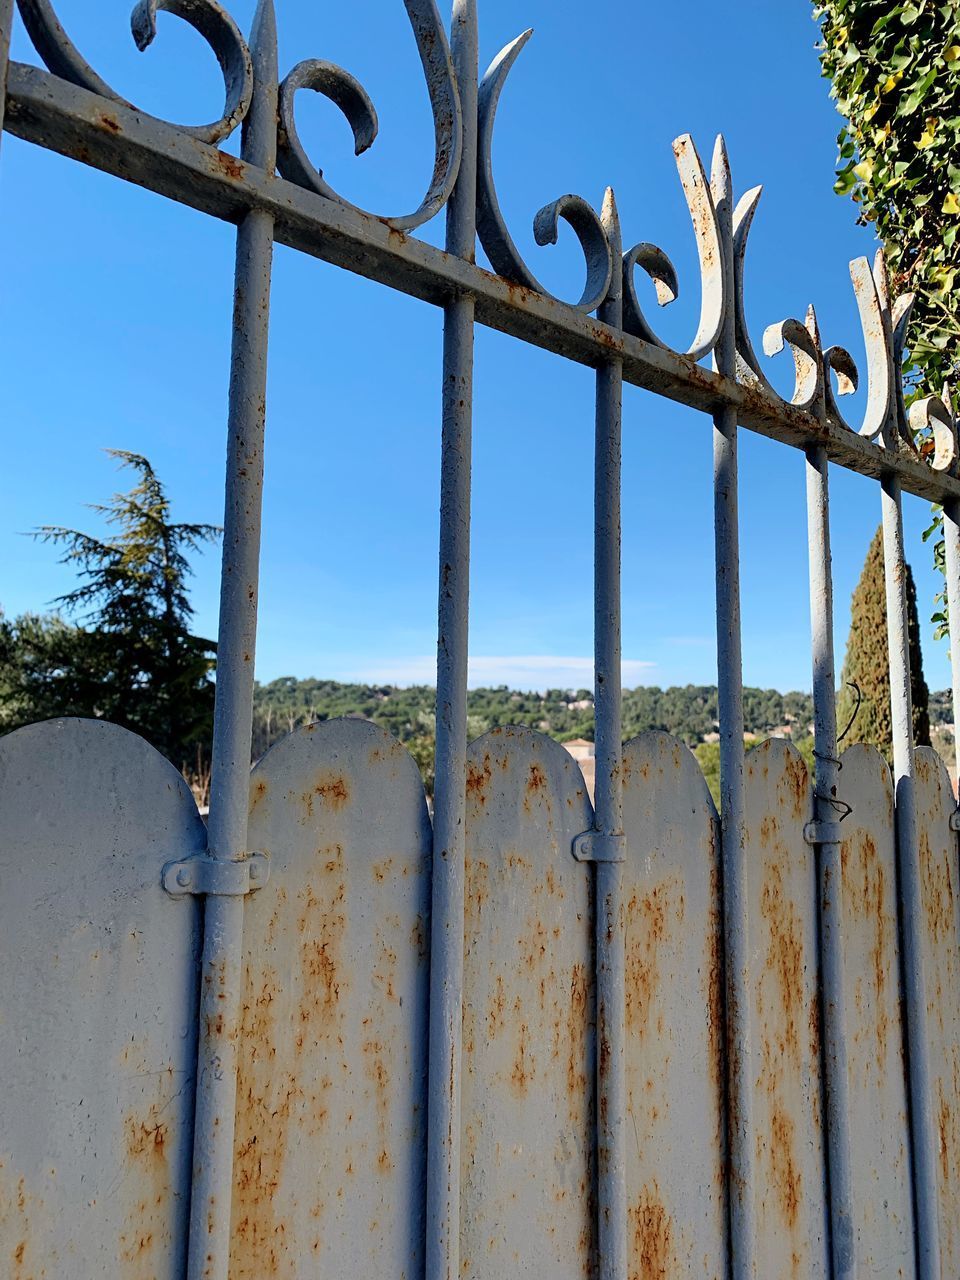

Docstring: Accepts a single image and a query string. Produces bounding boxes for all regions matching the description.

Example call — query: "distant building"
[563,738,595,803]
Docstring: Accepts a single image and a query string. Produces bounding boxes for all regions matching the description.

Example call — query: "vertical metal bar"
[881,471,940,1280]
[805,443,855,1279]
[426,4,477,1278]
[0,0,14,141]
[711,137,754,1280]
[594,188,627,1280]
[186,7,277,1280]
[943,496,960,797]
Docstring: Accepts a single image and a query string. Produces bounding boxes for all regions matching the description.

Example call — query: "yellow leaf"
[873,122,891,145]
[945,45,960,62]
[854,159,873,183]
[917,117,939,149]
[882,70,904,94]
[943,192,960,214]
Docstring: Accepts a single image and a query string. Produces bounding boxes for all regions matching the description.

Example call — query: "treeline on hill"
[252,679,827,792]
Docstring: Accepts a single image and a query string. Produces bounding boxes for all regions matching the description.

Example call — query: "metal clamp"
[162,853,270,898]
[949,809,960,833]
[572,830,626,864]
[803,821,844,846]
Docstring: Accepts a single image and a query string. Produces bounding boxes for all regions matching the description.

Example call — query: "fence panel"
[836,742,915,1275]
[229,718,432,1279]
[742,738,829,1277]
[0,717,204,1280]
[621,731,727,1278]
[913,746,960,1271]
[461,726,596,1279]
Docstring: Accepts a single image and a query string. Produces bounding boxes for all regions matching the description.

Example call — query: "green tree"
[837,526,931,761]
[816,1,960,628]
[0,611,88,727]
[29,450,220,767]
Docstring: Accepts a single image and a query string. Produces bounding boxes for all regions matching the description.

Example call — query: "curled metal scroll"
[276,0,462,231]
[476,30,612,313]
[761,308,823,412]
[732,176,914,439]
[910,385,958,474]
[16,0,254,144]
[621,134,723,360]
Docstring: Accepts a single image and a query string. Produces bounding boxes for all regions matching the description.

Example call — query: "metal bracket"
[803,821,844,846]
[162,853,270,898]
[950,809,960,833]
[572,830,626,864]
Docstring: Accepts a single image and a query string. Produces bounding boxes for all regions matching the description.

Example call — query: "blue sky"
[0,1,950,695]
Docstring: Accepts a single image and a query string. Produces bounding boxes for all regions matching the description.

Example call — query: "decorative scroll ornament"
[477,30,612,314]
[621,134,724,360]
[276,0,462,231]
[731,172,921,448]
[910,384,959,475]
[15,0,254,144]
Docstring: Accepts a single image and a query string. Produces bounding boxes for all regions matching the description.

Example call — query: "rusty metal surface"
[229,718,432,1278]
[621,732,727,1278]
[742,739,828,1278]
[912,747,960,1273]
[837,744,915,1275]
[805,442,855,1278]
[461,726,595,1278]
[0,718,204,1280]
[426,7,478,1276]
[187,10,278,1277]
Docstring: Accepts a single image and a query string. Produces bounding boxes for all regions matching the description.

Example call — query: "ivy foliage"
[816,0,960,385]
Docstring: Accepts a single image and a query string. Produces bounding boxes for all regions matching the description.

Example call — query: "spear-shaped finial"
[600,186,622,324]
[710,134,732,211]
[244,0,278,170]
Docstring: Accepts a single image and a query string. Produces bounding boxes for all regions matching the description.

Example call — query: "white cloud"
[339,654,656,691]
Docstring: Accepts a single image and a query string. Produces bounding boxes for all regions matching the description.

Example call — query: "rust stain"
[843,830,892,1072]
[704,853,725,1126]
[938,1071,959,1191]
[233,847,349,1274]
[119,1102,173,1272]
[770,1106,801,1232]
[2,1167,50,1280]
[759,861,804,1065]
[466,856,490,920]
[466,754,492,808]
[250,778,268,813]
[99,113,121,134]
[919,827,956,945]
[628,1181,675,1279]
[782,750,809,820]
[214,151,245,181]
[625,878,683,1036]
[302,772,350,820]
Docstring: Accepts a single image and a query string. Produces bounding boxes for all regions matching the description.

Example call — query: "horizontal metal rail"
[6,60,959,507]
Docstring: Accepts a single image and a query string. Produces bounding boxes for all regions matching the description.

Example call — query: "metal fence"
[1,3,959,1279]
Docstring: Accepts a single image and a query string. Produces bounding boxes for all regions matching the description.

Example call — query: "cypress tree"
[837,526,930,763]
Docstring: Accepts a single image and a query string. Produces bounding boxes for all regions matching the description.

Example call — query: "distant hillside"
[251,678,957,800]
[253,679,819,782]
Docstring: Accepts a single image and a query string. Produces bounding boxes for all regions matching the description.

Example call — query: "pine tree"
[837,526,930,763]
[31,451,220,767]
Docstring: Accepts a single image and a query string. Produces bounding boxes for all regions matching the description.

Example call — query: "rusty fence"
[1,3,960,1279]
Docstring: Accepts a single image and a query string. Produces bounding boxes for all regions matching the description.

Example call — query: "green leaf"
[901,66,938,113]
